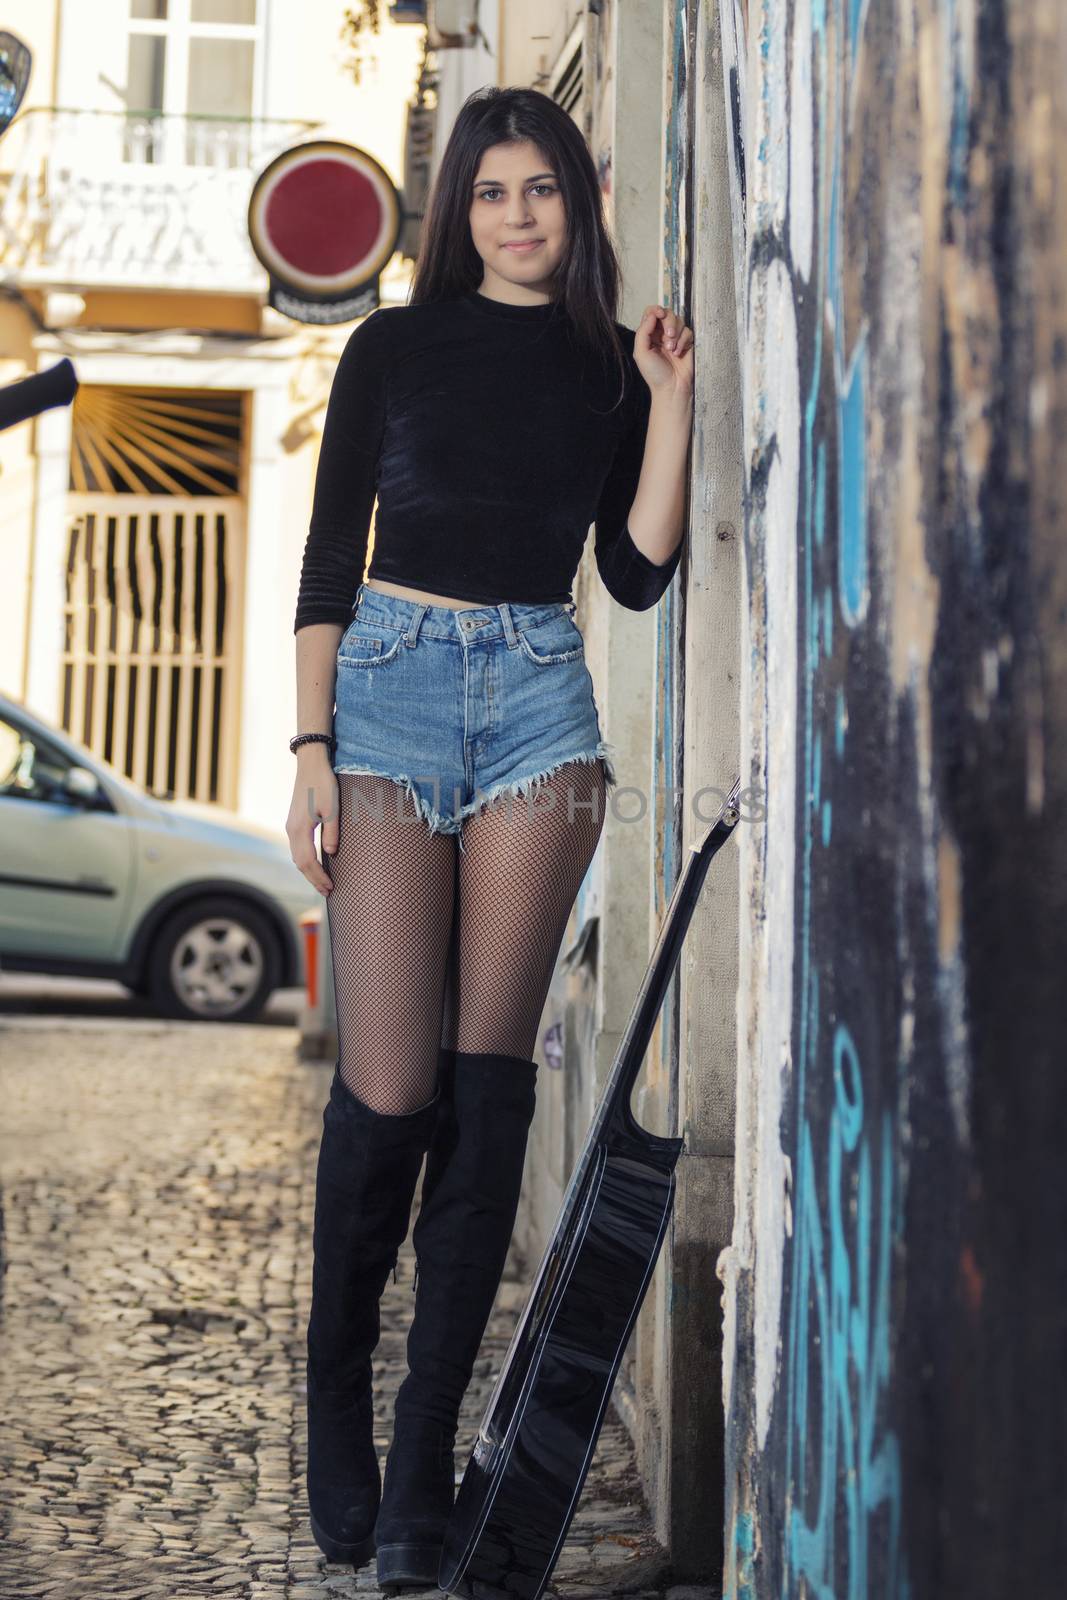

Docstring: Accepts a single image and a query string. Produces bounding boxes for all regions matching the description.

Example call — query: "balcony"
[0,107,321,296]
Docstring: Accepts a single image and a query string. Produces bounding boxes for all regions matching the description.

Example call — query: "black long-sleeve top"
[292,287,682,633]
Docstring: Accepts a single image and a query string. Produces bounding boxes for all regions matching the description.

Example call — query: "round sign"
[248,139,402,301]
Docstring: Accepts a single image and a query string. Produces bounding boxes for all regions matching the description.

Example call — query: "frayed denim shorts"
[331,581,617,853]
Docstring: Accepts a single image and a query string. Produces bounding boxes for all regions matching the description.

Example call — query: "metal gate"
[60,495,245,807]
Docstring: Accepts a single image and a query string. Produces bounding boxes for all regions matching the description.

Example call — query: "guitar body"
[439,779,741,1600]
[439,1114,683,1600]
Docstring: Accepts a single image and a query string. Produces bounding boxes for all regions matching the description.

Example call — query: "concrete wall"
[720,1,1067,1595]
[611,0,744,1578]
[668,0,744,1579]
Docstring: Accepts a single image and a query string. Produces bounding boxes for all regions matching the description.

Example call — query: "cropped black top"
[292,287,682,633]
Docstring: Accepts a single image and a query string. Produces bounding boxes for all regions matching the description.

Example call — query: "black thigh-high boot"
[374,1049,538,1594]
[306,1064,441,1568]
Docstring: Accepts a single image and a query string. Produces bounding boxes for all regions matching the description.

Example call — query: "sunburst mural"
[69,385,244,496]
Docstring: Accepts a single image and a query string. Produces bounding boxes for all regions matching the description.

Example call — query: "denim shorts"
[331,581,617,853]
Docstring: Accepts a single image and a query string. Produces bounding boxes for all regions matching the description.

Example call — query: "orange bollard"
[299,908,321,1011]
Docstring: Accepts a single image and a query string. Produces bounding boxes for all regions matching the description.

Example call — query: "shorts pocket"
[516,612,585,666]
[337,622,404,668]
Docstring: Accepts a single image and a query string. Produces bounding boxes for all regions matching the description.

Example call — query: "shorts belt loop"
[499,602,519,649]
[404,604,428,647]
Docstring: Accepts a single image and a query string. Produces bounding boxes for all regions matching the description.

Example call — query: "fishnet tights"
[323,762,607,1114]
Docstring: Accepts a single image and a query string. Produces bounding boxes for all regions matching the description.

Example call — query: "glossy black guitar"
[438,777,743,1600]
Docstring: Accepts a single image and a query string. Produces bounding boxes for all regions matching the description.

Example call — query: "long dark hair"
[409,85,632,411]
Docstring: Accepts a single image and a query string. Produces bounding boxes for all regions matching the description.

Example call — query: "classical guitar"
[438,777,743,1600]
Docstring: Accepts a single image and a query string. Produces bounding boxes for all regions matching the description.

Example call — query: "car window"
[0,716,77,804]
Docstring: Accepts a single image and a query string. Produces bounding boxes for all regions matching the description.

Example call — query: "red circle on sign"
[264,159,382,277]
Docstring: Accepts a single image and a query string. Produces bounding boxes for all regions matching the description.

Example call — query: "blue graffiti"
[734,1509,756,1600]
[784,0,908,1591]
[786,1011,905,1599]
[827,16,870,632]
[848,0,869,70]
[944,0,972,209]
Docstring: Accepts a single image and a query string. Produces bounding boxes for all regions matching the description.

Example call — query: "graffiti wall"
[720,0,1067,1595]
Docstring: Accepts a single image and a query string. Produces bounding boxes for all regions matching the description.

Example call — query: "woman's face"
[468,139,566,300]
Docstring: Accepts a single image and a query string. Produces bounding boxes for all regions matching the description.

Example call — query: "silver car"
[0,693,318,1021]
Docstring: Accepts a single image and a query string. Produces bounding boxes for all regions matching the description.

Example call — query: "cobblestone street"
[0,1010,709,1600]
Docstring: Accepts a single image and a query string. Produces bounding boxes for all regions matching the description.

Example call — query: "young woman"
[286,85,693,1592]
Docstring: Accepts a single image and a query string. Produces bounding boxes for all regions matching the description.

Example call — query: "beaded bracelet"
[289,732,336,757]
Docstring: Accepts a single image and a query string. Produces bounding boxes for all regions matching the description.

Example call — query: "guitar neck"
[564,779,742,1202]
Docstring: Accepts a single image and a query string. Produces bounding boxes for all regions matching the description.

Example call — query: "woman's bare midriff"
[365,577,494,611]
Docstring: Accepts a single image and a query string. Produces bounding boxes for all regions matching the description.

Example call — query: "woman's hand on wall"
[634,304,695,406]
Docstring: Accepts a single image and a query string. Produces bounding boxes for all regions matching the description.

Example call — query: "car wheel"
[146,897,280,1023]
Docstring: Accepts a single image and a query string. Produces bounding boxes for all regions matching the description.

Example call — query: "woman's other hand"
[287,748,338,895]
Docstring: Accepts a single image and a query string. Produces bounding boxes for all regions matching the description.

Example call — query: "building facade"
[0,0,423,831]
[2,0,749,1589]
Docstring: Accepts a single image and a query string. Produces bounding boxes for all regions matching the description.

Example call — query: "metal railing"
[0,106,321,293]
